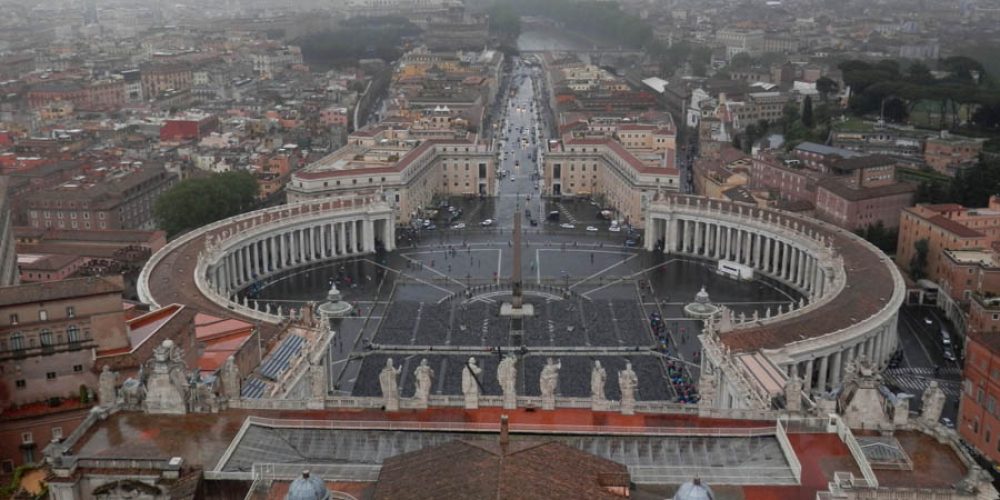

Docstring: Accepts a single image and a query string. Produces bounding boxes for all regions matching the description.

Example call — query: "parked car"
[586,226,598,232]
[560,223,575,229]
[480,219,494,226]
[451,223,466,230]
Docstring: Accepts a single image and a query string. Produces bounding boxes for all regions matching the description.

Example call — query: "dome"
[673,478,714,500]
[286,471,330,500]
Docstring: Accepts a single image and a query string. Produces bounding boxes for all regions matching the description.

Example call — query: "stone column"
[817,355,829,392]
[694,220,703,255]
[714,224,722,258]
[383,218,394,251]
[830,350,842,388]
[736,230,744,263]
[338,222,346,255]
[762,237,771,273]
[646,216,658,251]
[803,358,814,392]
[365,219,375,252]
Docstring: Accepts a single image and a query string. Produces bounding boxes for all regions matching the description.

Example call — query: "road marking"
[568,252,639,290]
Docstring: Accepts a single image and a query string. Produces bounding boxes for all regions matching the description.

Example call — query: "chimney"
[499,414,509,454]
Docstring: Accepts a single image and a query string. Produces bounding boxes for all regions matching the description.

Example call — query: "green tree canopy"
[154,171,259,238]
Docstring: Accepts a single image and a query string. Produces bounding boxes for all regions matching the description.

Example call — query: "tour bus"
[717,260,754,280]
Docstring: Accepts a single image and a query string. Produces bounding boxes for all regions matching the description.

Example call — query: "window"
[51,427,62,440]
[40,330,53,346]
[0,461,12,474]
[67,325,80,343]
[73,364,83,372]
[21,432,32,444]
[9,314,17,325]
[66,306,75,318]
[15,379,26,389]
[38,310,47,321]
[46,372,56,380]
[10,333,24,351]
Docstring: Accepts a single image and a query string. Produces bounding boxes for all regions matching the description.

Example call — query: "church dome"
[673,478,714,500]
[286,471,330,500]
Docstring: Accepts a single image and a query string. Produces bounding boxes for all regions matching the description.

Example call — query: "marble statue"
[498,354,517,409]
[143,340,189,415]
[379,358,401,411]
[591,360,607,409]
[462,357,483,409]
[98,365,117,407]
[221,356,241,400]
[618,362,638,415]
[785,374,804,412]
[120,377,145,411]
[413,358,434,408]
[920,380,946,427]
[540,357,561,410]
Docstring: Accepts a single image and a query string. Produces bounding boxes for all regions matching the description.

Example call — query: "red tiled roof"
[927,215,984,238]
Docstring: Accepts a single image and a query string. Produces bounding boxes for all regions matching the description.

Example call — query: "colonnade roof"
[652,195,899,353]
[143,198,381,340]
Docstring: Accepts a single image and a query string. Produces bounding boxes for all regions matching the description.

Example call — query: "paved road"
[888,304,962,420]
[491,59,546,229]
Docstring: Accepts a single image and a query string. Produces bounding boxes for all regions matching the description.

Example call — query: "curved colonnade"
[138,198,395,326]
[647,195,905,408]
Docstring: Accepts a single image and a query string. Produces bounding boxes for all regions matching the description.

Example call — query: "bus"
[717,260,753,280]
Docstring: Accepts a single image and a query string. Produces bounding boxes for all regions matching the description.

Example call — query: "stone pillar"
[763,237,771,273]
[714,224,722,258]
[830,350,842,388]
[803,358,814,392]
[645,216,658,251]
[736,230,744,263]
[817,355,829,393]
[694,220,702,255]
[383,217,394,251]
[364,219,375,252]
[338,222,346,255]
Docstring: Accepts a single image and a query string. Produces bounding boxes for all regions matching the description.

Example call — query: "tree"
[802,96,815,129]
[910,238,930,280]
[855,221,898,253]
[781,102,801,135]
[882,97,909,123]
[907,61,934,85]
[816,76,838,102]
[154,171,259,238]
[729,52,752,70]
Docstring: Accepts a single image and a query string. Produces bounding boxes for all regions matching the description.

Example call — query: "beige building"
[286,126,495,224]
[0,276,129,410]
[542,122,680,227]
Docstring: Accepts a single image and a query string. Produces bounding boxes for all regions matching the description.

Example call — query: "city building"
[896,199,1000,284]
[542,119,679,227]
[0,276,127,468]
[0,177,18,287]
[924,131,985,176]
[812,155,915,230]
[159,112,220,143]
[22,163,177,231]
[960,329,1000,465]
[287,127,495,224]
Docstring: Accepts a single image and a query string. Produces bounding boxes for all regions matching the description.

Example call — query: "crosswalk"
[882,371,961,399]
[884,367,962,378]
[556,203,579,224]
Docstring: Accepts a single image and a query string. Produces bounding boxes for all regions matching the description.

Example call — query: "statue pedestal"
[503,394,516,410]
[620,398,635,416]
[384,397,399,412]
[144,372,187,415]
[464,394,479,410]
[591,399,609,412]
[541,395,555,410]
[500,303,534,318]
[414,398,428,410]
[307,399,324,410]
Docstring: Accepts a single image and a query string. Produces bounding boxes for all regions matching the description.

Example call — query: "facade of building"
[23,164,177,231]
[159,113,220,143]
[924,133,985,176]
[0,276,128,412]
[287,127,495,225]
[0,177,18,287]
[896,199,1000,283]
[960,330,1000,465]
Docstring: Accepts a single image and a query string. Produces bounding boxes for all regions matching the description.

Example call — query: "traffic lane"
[900,305,954,369]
